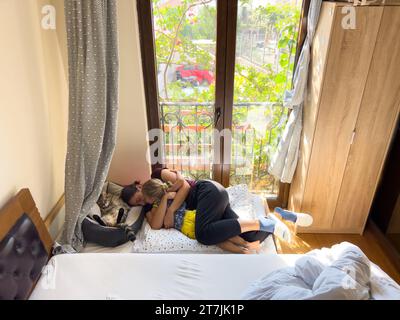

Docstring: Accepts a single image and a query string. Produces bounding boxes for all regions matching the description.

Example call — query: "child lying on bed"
[132,170,313,254]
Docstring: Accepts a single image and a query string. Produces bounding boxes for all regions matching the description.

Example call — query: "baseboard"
[45,194,65,241]
[44,193,65,230]
[296,227,363,234]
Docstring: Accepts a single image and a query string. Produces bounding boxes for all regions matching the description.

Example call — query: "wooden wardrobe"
[289,2,400,234]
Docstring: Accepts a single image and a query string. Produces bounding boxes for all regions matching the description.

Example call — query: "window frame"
[137,0,308,208]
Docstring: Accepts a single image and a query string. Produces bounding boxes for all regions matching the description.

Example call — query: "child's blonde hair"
[142,179,172,205]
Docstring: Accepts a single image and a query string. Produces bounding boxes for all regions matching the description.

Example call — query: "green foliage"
[152,0,215,83]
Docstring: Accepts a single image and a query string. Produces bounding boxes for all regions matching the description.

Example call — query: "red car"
[176,65,214,86]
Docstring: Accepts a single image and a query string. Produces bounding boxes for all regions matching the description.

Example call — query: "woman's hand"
[165,170,185,192]
[163,208,175,229]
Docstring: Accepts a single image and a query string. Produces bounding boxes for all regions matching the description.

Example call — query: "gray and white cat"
[96,191,130,227]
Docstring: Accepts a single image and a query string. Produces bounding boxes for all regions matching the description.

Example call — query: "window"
[138,0,304,206]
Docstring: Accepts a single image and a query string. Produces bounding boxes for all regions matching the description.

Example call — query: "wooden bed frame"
[0,188,53,255]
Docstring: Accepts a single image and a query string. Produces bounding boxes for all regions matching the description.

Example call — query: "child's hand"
[163,210,175,229]
[167,192,176,200]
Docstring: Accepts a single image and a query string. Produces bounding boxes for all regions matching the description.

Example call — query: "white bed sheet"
[81,231,277,254]
[29,253,400,300]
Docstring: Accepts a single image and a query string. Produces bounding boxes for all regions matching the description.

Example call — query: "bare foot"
[240,247,252,254]
[240,246,260,254]
[245,241,260,251]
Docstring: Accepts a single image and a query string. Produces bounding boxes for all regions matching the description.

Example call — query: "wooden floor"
[274,219,400,284]
[387,234,400,253]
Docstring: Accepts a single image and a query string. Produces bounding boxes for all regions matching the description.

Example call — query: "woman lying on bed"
[121,168,313,254]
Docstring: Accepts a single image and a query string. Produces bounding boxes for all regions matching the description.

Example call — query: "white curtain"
[60,0,119,251]
[268,0,323,183]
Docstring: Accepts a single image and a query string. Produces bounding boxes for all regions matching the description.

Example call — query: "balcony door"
[138,0,302,206]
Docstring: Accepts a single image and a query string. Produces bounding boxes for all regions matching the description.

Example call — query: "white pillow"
[131,185,276,254]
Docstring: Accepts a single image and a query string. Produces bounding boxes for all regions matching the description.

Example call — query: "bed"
[1,189,399,300]
[29,252,400,300]
[29,253,304,300]
[82,184,277,254]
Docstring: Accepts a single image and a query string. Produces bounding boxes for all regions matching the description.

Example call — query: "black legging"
[194,180,270,246]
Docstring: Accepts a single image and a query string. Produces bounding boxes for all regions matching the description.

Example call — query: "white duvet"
[241,242,400,300]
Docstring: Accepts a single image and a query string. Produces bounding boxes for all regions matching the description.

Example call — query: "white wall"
[0,0,68,218]
[108,0,151,185]
[0,0,151,221]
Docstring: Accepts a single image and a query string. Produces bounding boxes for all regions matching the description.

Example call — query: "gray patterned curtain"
[60,0,119,251]
[268,0,322,183]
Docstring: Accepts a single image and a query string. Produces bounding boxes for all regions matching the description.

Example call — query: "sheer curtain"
[268,0,322,183]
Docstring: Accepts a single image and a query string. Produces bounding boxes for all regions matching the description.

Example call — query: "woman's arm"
[146,192,175,229]
[167,170,185,192]
[159,169,184,192]
[160,169,190,212]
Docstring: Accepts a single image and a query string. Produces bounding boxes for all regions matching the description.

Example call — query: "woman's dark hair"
[121,181,141,205]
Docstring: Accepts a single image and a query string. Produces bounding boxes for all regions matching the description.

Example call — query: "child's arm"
[145,192,175,230]
[157,169,190,228]
[164,181,190,228]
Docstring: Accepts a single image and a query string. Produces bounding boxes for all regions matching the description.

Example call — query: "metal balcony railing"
[158,101,287,196]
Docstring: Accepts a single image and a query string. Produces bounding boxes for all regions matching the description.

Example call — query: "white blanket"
[242,242,400,300]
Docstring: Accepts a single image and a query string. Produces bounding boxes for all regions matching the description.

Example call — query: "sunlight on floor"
[272,218,400,284]
[274,217,312,254]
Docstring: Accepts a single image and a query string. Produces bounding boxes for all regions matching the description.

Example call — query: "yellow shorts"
[181,210,196,239]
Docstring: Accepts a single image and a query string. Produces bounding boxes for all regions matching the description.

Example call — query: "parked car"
[176,64,214,86]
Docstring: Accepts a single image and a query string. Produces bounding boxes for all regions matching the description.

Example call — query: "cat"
[96,191,130,227]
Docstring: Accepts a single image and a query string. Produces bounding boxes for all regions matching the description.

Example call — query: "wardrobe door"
[296,5,383,233]
[333,7,400,233]
[289,2,336,215]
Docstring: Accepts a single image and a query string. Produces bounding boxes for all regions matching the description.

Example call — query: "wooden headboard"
[0,189,53,255]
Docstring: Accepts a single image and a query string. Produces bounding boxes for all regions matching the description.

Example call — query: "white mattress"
[30,253,296,300]
[30,253,399,300]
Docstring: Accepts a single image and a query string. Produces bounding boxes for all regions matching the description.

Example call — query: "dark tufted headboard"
[0,189,53,300]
